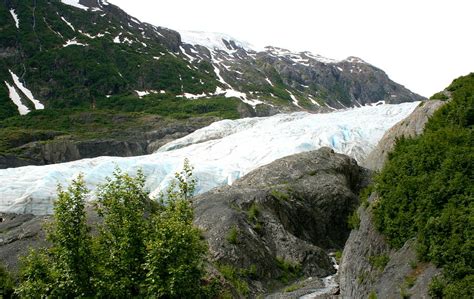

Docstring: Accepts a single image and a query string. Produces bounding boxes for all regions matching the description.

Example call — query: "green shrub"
[0,263,15,298]
[270,189,290,201]
[429,92,449,100]
[347,209,360,230]
[373,73,474,295]
[16,163,214,297]
[275,257,302,284]
[217,264,250,296]
[226,226,239,245]
[368,254,390,271]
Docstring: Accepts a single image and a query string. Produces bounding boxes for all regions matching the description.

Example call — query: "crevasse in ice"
[0,102,419,215]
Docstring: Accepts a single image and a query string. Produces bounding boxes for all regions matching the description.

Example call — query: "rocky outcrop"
[338,194,440,298]
[362,100,445,171]
[0,117,217,169]
[0,213,49,271]
[194,147,370,295]
[339,100,446,298]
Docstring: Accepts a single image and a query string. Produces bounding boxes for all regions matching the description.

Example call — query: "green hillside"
[373,73,474,298]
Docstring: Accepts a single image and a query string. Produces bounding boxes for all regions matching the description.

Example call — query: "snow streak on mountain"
[0,102,419,215]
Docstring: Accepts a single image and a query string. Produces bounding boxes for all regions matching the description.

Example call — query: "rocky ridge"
[0,116,217,168]
[339,99,447,298]
[1,0,424,119]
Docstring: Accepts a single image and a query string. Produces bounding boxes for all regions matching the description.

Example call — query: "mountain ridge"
[0,0,424,166]
[1,0,423,117]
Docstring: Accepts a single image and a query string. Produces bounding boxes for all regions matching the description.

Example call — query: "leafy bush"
[368,254,390,270]
[0,263,15,298]
[226,226,239,245]
[347,209,360,230]
[373,73,474,296]
[429,92,449,100]
[16,162,214,297]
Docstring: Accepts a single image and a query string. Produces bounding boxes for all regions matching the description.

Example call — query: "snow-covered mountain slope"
[179,30,255,53]
[1,0,423,120]
[0,102,420,215]
[177,29,424,111]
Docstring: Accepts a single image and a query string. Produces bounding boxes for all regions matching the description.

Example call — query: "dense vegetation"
[11,161,218,298]
[0,95,241,154]
[373,73,473,298]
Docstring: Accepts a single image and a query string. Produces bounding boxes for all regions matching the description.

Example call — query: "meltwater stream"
[0,102,419,215]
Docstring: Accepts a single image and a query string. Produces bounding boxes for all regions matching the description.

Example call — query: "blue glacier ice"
[0,102,420,215]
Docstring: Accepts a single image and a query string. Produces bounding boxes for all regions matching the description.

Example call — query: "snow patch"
[61,0,89,11]
[181,93,207,100]
[135,90,158,98]
[179,30,254,53]
[266,47,340,64]
[0,102,420,215]
[4,81,30,115]
[60,16,75,31]
[179,46,195,63]
[9,9,19,29]
[79,30,105,39]
[287,90,301,108]
[9,70,44,110]
[63,38,88,47]
[265,78,274,86]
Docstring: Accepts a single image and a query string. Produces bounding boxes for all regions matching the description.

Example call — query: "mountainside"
[0,0,423,117]
[0,0,424,165]
[340,73,473,298]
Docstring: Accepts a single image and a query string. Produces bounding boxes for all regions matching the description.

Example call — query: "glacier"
[0,102,420,215]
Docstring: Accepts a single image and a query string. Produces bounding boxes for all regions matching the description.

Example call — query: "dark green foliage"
[16,164,214,298]
[347,209,360,230]
[359,185,374,208]
[0,1,218,110]
[226,226,239,245]
[16,249,53,297]
[0,96,240,153]
[17,175,94,298]
[429,92,449,101]
[0,263,15,298]
[275,257,302,284]
[373,73,474,296]
[368,254,390,270]
[96,95,241,119]
[217,264,250,296]
[93,169,151,297]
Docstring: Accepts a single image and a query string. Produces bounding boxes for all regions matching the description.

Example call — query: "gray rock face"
[180,44,425,112]
[339,100,445,298]
[338,195,440,298]
[194,147,369,294]
[0,213,49,271]
[0,117,217,169]
[362,100,445,171]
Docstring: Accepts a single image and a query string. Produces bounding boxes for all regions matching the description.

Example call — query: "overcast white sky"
[108,0,473,97]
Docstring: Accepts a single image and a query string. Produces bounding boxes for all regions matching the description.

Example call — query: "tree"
[16,161,216,298]
[93,169,152,297]
[16,175,94,297]
[143,159,208,298]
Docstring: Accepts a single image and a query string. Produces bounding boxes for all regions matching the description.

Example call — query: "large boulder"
[194,147,369,294]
